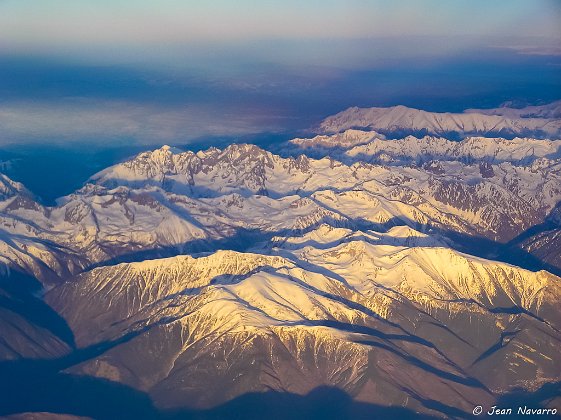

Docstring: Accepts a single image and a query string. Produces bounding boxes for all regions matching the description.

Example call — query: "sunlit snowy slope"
[1,104,560,417]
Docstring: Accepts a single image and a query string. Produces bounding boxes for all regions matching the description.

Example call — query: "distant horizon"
[1,1,560,146]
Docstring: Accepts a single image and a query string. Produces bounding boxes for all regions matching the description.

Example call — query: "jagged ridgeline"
[0,103,560,418]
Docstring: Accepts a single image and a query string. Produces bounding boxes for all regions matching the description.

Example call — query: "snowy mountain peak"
[0,173,31,201]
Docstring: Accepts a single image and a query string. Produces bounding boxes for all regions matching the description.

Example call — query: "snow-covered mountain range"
[1,103,560,418]
[318,102,561,139]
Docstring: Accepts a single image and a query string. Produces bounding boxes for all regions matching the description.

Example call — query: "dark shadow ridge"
[0,284,480,419]
[0,271,75,348]
[188,387,437,420]
[0,359,436,420]
[1,345,558,420]
[0,303,444,419]
[496,380,561,408]
[0,326,557,420]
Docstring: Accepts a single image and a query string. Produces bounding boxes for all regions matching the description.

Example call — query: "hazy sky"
[1,0,560,48]
[0,1,560,146]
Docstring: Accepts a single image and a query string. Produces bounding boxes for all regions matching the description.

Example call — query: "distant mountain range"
[1,103,560,419]
[318,101,561,139]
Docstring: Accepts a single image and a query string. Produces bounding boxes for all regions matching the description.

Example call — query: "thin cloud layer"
[0,99,288,145]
